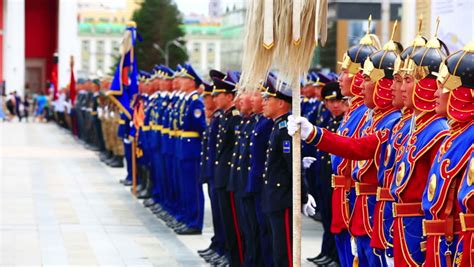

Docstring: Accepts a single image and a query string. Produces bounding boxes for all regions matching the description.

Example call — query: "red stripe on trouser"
[229,192,244,263]
[284,208,292,267]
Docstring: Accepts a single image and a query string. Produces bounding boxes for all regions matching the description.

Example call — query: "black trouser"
[241,196,263,266]
[93,116,105,151]
[57,112,65,128]
[217,189,243,267]
[268,208,292,267]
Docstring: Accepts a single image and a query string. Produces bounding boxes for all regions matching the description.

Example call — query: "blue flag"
[108,24,140,119]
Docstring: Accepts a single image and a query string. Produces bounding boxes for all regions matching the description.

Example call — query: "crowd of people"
[0,88,61,123]
[48,20,473,267]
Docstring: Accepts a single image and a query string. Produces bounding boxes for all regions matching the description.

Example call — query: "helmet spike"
[434,16,441,38]
[367,15,372,34]
[390,20,398,41]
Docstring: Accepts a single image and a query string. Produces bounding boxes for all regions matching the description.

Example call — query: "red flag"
[51,63,58,100]
[70,64,76,105]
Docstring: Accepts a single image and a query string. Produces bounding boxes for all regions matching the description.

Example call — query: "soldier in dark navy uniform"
[212,70,243,266]
[229,91,257,266]
[304,82,345,266]
[261,75,314,267]
[197,81,227,262]
[244,82,274,267]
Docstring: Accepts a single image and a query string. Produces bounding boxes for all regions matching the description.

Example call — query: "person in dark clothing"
[23,96,30,122]
[304,82,346,266]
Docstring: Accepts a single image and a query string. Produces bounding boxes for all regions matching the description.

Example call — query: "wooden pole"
[292,88,302,267]
[131,139,137,196]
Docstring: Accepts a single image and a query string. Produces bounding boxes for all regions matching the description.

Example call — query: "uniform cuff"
[305,126,324,146]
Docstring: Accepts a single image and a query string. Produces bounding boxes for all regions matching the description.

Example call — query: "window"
[97,40,105,55]
[81,40,91,72]
[208,43,215,53]
[97,58,104,72]
[193,42,201,53]
[82,40,90,52]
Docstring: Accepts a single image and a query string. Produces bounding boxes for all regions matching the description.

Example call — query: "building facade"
[76,0,140,79]
[219,1,246,71]
[1,0,78,96]
[181,24,221,78]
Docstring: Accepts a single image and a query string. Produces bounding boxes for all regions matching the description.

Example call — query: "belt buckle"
[355,182,360,196]
[376,187,382,201]
[331,175,336,188]
[392,202,397,217]
[422,219,427,236]
[460,213,466,231]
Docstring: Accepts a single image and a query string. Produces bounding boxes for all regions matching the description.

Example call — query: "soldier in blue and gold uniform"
[143,66,163,209]
[154,66,176,221]
[165,66,186,230]
[423,42,474,267]
[173,64,206,235]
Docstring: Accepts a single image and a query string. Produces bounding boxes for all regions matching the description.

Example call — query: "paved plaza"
[0,121,322,266]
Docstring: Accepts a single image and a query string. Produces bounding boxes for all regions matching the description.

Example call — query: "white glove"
[302,194,316,217]
[303,157,316,169]
[385,254,394,267]
[350,237,358,257]
[287,115,314,140]
[129,121,134,127]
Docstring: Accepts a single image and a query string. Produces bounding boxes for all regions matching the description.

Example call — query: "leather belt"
[423,219,462,238]
[392,202,424,217]
[376,187,395,201]
[355,182,378,196]
[460,213,474,232]
[331,175,354,190]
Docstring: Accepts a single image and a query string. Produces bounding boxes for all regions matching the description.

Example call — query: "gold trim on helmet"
[434,62,462,93]
[362,57,385,82]
[393,56,403,76]
[339,52,361,76]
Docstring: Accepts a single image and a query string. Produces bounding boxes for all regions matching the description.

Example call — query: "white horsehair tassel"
[314,0,320,46]
[292,0,302,45]
[320,0,328,46]
[263,0,274,49]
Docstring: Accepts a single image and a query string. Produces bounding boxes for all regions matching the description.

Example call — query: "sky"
[173,0,243,16]
[174,0,210,16]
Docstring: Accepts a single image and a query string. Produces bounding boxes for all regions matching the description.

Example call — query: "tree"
[132,0,188,71]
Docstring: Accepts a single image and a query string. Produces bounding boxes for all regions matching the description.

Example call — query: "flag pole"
[132,137,137,196]
[292,89,302,267]
[130,42,137,196]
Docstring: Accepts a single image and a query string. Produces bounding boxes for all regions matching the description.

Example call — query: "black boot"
[109,156,124,168]
[105,154,116,166]
[137,168,151,199]
[100,150,112,162]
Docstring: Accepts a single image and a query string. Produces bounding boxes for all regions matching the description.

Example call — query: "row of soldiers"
[62,20,473,267]
[287,20,474,267]
[64,80,125,168]
[111,63,342,267]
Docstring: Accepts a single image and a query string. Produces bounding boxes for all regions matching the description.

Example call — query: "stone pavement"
[0,121,322,266]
